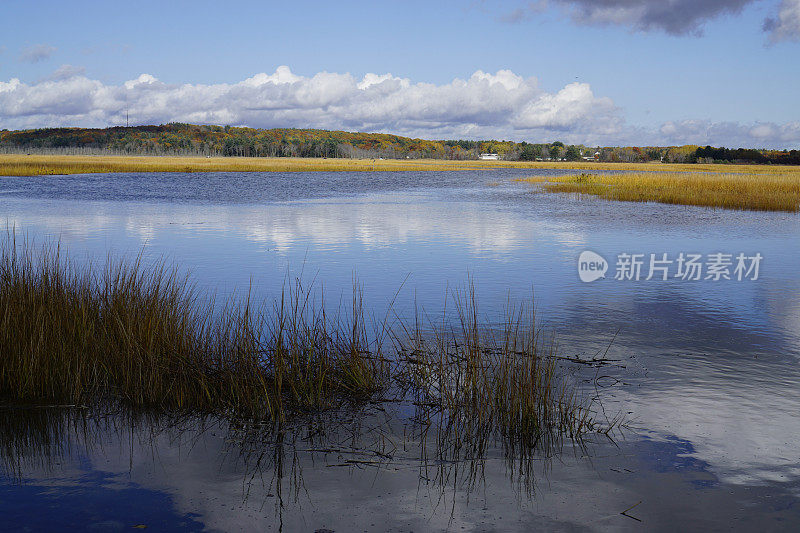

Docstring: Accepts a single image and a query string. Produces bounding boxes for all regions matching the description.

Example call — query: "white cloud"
[241,65,302,87]
[513,82,618,132]
[0,66,621,143]
[123,73,159,89]
[659,119,800,148]
[763,0,800,42]
[1,66,799,148]
[356,72,409,91]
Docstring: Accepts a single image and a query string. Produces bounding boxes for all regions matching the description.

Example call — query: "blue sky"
[1,0,799,147]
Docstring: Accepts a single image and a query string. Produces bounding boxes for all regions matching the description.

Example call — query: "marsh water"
[1,169,799,531]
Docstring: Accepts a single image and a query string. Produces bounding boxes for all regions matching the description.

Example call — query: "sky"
[1,0,799,148]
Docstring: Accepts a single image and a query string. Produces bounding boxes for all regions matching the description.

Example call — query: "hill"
[1,123,798,164]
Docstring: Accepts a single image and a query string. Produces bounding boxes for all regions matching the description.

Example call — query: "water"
[1,170,799,531]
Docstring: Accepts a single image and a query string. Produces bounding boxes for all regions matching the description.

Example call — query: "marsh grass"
[0,235,608,445]
[395,287,597,454]
[3,153,799,176]
[0,154,491,175]
[516,170,800,212]
[0,234,388,419]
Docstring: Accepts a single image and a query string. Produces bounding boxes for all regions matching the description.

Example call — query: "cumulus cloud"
[0,66,622,143]
[19,43,56,63]
[763,0,800,42]
[1,66,798,148]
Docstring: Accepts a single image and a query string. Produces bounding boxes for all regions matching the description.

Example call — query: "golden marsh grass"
[0,154,488,175]
[515,170,800,212]
[3,153,799,176]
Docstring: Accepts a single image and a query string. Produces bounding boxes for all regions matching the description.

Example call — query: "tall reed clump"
[515,171,800,212]
[0,235,387,419]
[396,286,596,448]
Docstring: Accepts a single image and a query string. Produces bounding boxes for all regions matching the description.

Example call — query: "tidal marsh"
[3,167,799,530]
[515,170,800,212]
[0,235,607,445]
[3,153,800,176]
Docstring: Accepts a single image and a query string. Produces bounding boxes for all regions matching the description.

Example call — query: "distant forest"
[1,123,798,165]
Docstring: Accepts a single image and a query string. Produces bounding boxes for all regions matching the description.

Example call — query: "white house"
[479,153,500,160]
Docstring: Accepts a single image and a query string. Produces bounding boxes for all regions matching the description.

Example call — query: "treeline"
[0,124,477,160]
[695,145,800,165]
[0,123,797,164]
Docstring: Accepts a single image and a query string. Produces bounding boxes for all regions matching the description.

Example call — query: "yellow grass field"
[515,170,800,212]
[3,153,800,176]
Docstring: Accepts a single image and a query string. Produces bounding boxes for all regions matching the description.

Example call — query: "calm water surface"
[1,170,799,531]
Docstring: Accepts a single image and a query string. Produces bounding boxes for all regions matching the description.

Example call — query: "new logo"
[578,251,608,283]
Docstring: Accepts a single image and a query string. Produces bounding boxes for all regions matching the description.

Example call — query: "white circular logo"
[578,251,608,282]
